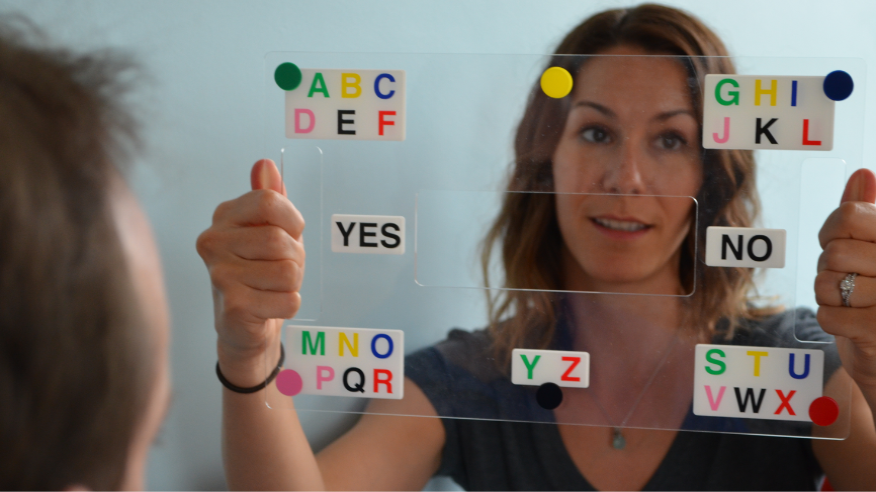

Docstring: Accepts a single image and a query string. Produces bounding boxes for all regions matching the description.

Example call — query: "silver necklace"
[588,333,680,450]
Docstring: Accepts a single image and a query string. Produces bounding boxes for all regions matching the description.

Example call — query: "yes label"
[286,325,404,399]
[693,344,823,422]
[706,227,786,268]
[511,348,590,388]
[331,214,405,254]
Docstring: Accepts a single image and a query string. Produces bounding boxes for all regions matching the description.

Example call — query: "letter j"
[713,117,730,144]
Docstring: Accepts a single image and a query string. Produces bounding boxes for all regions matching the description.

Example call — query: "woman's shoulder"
[406,328,505,386]
[405,327,546,421]
[719,307,834,347]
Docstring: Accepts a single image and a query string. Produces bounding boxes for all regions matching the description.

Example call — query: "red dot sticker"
[809,396,839,426]
[276,369,303,397]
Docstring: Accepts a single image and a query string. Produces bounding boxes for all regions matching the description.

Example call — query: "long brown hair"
[482,4,766,365]
[0,19,154,490]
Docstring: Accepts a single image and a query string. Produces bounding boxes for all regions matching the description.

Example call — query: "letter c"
[374,73,396,99]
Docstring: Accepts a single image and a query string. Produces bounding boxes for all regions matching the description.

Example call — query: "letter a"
[308,73,330,98]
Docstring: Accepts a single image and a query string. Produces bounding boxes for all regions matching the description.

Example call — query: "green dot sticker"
[275,62,302,91]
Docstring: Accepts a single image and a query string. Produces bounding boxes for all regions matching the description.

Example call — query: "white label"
[511,348,590,388]
[693,344,823,421]
[702,75,834,150]
[284,69,405,141]
[331,214,405,254]
[705,226,785,268]
[286,325,404,399]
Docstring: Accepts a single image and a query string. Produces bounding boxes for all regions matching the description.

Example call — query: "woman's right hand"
[196,159,305,386]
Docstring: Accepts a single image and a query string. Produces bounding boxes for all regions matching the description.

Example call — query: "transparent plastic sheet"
[262,52,864,439]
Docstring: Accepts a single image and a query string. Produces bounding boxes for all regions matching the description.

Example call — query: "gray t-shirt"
[405,308,842,490]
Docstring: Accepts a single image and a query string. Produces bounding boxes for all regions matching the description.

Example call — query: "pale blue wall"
[0,1,874,489]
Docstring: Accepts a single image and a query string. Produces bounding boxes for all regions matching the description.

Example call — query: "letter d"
[295,108,315,133]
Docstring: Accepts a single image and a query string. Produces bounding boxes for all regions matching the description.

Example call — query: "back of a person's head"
[0,18,156,490]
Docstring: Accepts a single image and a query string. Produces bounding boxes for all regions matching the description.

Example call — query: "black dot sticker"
[536,382,563,410]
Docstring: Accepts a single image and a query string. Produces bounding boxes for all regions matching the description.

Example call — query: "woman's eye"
[581,127,611,144]
[657,133,686,150]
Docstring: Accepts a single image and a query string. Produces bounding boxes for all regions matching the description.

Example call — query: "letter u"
[788,353,810,379]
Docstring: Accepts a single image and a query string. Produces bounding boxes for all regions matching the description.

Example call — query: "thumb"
[840,168,876,204]
[250,159,287,196]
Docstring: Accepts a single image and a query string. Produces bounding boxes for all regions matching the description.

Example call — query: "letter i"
[791,81,798,107]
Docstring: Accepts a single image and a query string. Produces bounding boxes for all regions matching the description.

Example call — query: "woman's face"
[552,45,702,294]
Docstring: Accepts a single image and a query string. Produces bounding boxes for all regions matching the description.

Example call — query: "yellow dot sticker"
[540,66,573,99]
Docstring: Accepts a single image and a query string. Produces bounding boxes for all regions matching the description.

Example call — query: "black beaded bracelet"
[216,342,285,394]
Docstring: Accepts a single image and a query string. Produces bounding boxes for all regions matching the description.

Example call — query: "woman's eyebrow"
[654,109,697,122]
[572,100,615,118]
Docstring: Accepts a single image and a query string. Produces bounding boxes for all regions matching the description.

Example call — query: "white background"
[0,1,874,489]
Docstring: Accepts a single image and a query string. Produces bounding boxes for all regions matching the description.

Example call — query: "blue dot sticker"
[823,70,853,101]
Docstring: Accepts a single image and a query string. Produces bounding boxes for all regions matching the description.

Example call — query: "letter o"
[370,334,394,359]
[747,235,772,262]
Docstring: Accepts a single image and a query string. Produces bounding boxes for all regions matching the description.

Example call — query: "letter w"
[734,387,766,413]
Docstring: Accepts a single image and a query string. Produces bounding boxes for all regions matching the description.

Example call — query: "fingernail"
[259,162,271,189]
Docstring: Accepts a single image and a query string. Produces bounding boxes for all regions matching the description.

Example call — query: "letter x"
[774,389,796,415]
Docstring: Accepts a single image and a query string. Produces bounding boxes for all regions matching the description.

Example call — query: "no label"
[706,226,785,268]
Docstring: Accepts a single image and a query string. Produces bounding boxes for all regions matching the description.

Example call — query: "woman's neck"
[559,245,695,381]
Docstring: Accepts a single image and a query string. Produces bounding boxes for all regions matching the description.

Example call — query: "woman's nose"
[601,138,646,194]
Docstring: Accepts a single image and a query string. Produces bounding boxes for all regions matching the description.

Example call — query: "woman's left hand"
[816,168,876,397]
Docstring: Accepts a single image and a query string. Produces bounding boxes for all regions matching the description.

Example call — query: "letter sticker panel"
[283,67,405,141]
[703,75,835,150]
[284,326,404,399]
[511,348,590,388]
[693,344,830,423]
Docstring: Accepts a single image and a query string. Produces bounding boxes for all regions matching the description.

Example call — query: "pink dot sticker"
[809,396,839,426]
[276,369,303,397]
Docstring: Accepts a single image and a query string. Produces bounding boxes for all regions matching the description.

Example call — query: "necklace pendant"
[612,428,626,450]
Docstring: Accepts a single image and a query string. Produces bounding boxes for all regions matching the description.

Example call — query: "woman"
[198,4,876,490]
[0,21,171,490]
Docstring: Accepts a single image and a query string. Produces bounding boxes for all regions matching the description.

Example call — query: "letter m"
[302,331,325,356]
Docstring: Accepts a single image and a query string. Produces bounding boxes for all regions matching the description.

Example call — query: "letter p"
[316,365,335,390]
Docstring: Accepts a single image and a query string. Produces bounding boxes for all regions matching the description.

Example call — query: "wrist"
[217,337,283,388]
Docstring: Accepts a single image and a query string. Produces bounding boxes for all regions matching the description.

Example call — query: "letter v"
[705,385,726,411]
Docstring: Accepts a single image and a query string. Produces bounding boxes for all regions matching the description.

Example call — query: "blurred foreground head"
[0,18,170,490]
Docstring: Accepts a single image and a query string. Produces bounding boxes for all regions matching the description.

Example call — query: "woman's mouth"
[591,217,651,232]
